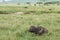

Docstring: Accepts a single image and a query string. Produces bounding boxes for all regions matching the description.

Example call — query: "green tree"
[36,2,42,6]
[38,0,47,5]
[26,2,31,6]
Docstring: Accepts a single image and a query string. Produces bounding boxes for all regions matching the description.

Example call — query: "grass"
[0,5,60,40]
[0,5,60,14]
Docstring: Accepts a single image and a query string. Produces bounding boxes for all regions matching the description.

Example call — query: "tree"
[17,0,20,5]
[42,0,46,5]
[17,3,20,5]
[44,1,60,5]
[36,2,42,6]
[38,0,47,5]
[26,2,31,6]
[34,4,36,6]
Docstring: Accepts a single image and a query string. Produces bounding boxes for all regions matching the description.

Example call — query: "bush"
[24,11,36,14]
[24,11,31,14]
[24,7,28,8]
[29,11,36,13]
[0,11,8,14]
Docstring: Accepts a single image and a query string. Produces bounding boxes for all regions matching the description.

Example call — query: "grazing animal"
[29,25,48,35]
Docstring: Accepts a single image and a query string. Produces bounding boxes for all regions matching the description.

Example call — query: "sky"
[0,0,60,2]
[0,0,11,2]
[5,0,11,1]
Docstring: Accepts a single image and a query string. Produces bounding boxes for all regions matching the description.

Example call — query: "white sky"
[0,0,2,2]
[5,0,11,1]
[0,0,11,2]
[0,0,60,2]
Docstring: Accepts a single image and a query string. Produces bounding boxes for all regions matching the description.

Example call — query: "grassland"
[0,5,60,14]
[0,5,60,40]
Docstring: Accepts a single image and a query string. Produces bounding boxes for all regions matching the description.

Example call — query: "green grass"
[0,5,60,40]
[0,5,60,14]
[0,13,60,40]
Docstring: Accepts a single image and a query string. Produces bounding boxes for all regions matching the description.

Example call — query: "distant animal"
[29,25,48,35]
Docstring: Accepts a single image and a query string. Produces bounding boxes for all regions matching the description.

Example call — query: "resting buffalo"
[29,25,48,35]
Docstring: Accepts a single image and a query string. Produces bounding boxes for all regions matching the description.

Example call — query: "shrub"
[24,7,28,8]
[0,11,8,14]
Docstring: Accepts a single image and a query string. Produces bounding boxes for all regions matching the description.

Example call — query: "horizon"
[0,0,60,4]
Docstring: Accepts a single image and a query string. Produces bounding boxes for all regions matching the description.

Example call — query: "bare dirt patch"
[14,12,25,15]
[14,12,33,15]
